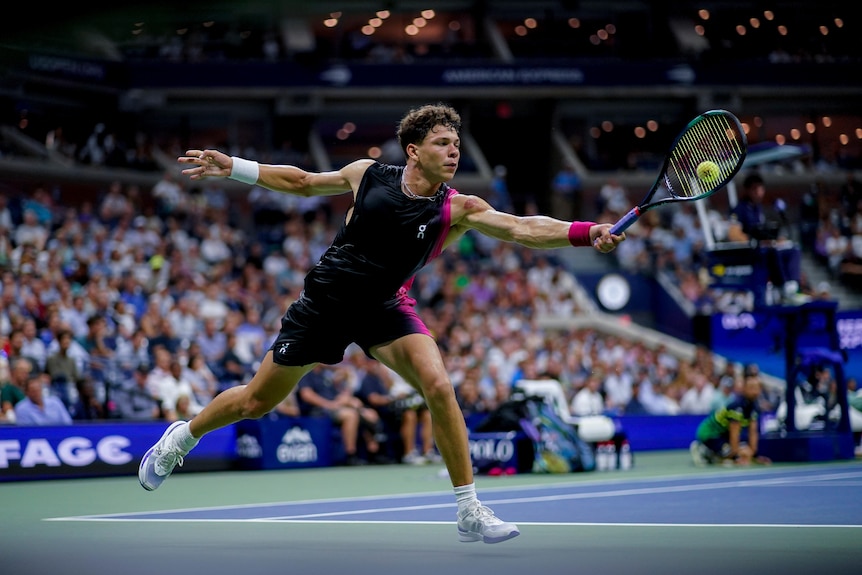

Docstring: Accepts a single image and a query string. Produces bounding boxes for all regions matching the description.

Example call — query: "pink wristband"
[567,221,595,247]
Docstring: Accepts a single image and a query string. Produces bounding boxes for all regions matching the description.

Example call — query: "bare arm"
[448,193,624,252]
[177,149,373,198]
[727,420,742,456]
[298,386,337,410]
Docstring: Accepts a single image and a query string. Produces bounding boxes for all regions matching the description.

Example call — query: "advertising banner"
[0,422,235,482]
[235,416,333,470]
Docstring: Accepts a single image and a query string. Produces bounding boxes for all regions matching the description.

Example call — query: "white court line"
[45,463,862,521]
[41,517,862,529]
[46,469,862,526]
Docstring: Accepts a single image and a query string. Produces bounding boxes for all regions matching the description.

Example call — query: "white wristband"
[229,157,259,185]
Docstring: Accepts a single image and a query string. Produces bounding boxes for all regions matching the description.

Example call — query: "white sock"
[454,483,478,514]
[175,422,200,452]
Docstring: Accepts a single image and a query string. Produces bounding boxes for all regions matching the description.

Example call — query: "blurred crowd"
[0,172,779,442]
[600,171,858,314]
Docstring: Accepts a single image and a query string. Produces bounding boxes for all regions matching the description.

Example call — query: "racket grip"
[610,208,640,235]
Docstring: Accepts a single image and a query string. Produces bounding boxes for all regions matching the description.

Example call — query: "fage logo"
[0,436,133,468]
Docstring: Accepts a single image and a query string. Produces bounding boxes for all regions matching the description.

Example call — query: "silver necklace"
[401,171,438,201]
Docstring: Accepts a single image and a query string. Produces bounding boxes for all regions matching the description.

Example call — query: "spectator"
[14,373,73,425]
[356,361,435,464]
[14,210,48,251]
[151,170,186,218]
[69,379,105,421]
[217,332,253,392]
[597,177,628,217]
[271,390,301,418]
[173,394,196,422]
[147,348,202,420]
[114,327,151,378]
[184,353,218,406]
[551,161,583,220]
[824,224,849,278]
[196,317,228,366]
[602,358,634,415]
[679,367,717,414]
[20,318,47,371]
[147,316,183,356]
[114,366,162,420]
[623,379,649,414]
[2,357,33,421]
[0,193,14,231]
[486,165,514,213]
[44,329,84,406]
[570,372,605,416]
[145,347,178,415]
[98,180,133,226]
[729,172,800,292]
[167,296,200,346]
[455,374,489,422]
[297,365,384,465]
[233,307,267,369]
[81,315,115,383]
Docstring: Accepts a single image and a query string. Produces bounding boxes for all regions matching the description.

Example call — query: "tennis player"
[139,103,624,544]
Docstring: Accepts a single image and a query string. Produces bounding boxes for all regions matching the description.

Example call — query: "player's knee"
[419,376,453,405]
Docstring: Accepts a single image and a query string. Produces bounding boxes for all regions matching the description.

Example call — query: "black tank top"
[302,162,456,307]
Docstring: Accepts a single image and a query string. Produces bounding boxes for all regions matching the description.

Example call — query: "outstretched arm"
[448,193,624,252]
[177,149,373,197]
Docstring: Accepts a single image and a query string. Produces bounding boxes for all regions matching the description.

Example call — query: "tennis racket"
[609,109,747,235]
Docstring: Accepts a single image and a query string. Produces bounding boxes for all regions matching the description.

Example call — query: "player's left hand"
[178,149,232,180]
[590,223,625,253]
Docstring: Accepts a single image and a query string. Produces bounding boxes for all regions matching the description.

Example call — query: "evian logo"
[281,427,312,444]
[277,426,317,464]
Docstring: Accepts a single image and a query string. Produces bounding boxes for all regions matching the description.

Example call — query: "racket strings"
[667,114,746,199]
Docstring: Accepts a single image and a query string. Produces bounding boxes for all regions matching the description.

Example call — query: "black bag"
[475,393,595,473]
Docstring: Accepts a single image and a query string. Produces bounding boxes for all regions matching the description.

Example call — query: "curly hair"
[396,103,461,157]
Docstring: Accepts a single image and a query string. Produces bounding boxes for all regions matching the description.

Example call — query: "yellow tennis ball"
[697,160,720,182]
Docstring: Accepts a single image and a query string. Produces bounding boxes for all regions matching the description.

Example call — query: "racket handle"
[610,208,640,235]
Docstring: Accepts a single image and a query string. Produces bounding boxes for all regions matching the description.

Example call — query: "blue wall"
[615,415,703,451]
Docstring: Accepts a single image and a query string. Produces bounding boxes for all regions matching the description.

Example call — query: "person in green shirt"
[691,375,772,467]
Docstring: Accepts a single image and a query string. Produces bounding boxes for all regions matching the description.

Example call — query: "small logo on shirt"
[278,342,290,355]
[417,224,427,239]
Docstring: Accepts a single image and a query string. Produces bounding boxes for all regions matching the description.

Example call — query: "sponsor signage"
[468,431,533,474]
[0,423,235,482]
[235,417,332,470]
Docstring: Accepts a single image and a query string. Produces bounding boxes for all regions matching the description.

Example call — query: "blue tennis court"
[50,465,862,527]
[6,452,862,575]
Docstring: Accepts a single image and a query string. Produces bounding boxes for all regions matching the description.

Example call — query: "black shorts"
[703,437,732,458]
[268,292,432,366]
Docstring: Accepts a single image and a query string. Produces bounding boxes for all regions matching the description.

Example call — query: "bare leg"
[189,352,313,438]
[372,334,473,487]
[334,407,359,455]
[418,409,434,455]
[401,409,418,456]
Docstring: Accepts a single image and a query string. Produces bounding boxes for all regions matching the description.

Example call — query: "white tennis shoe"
[457,501,520,544]
[139,421,190,491]
[690,440,709,467]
